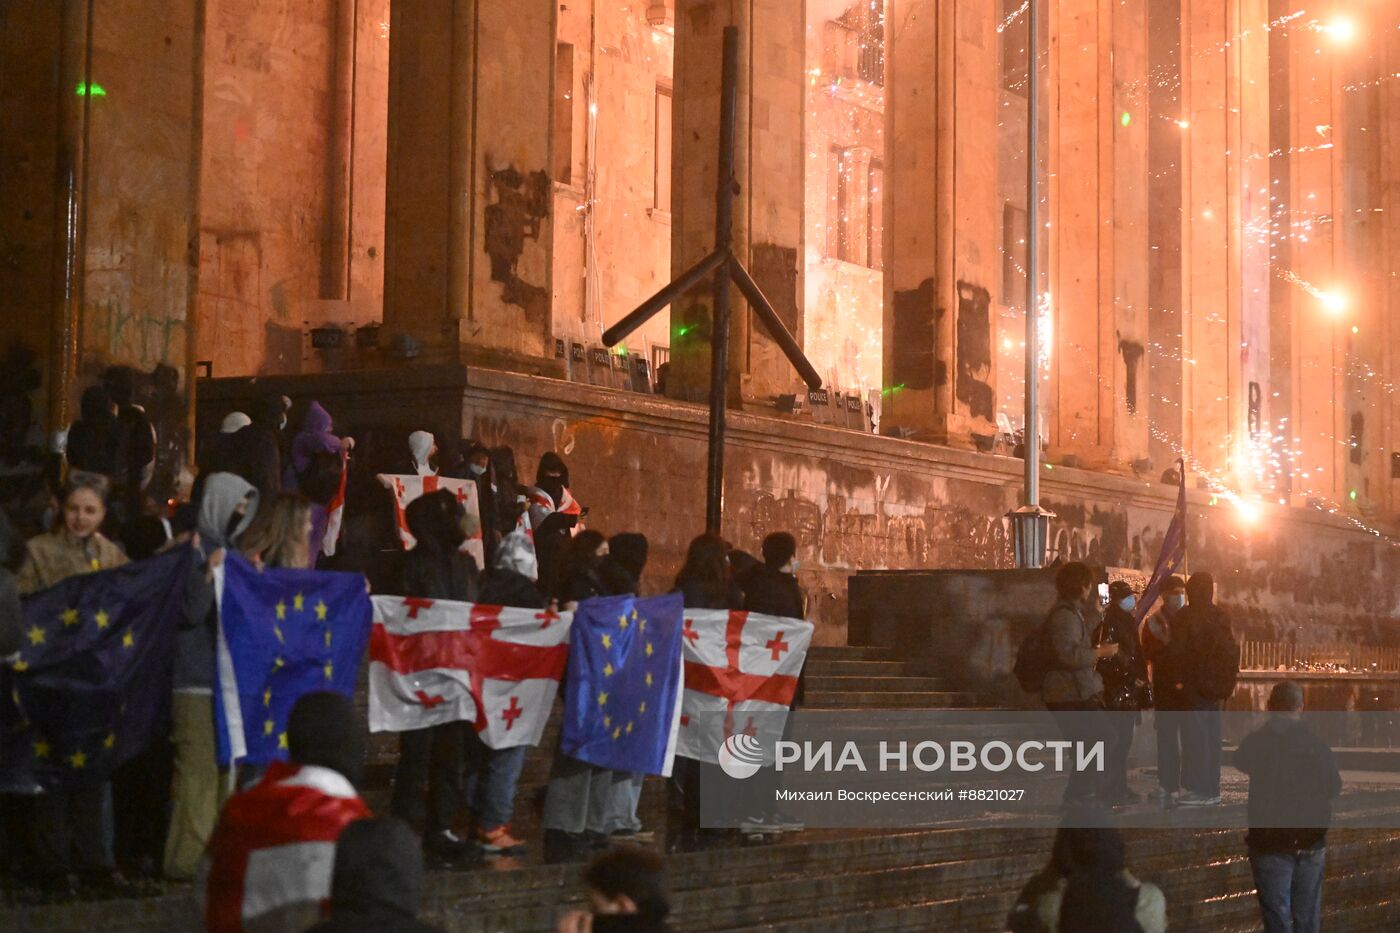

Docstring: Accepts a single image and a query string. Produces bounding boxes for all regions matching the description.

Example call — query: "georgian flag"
[367,596,571,748]
[676,610,814,764]
[321,449,349,557]
[377,473,486,569]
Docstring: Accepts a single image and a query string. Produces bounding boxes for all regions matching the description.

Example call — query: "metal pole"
[1024,0,1040,510]
[706,26,740,535]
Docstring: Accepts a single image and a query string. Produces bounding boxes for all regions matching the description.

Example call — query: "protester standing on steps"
[1039,562,1118,807]
[1096,579,1148,806]
[389,490,479,865]
[1235,680,1340,933]
[1007,827,1167,933]
[1140,574,1189,807]
[595,532,652,843]
[1177,571,1238,807]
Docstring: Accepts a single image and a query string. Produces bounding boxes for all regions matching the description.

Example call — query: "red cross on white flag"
[367,595,572,748]
[376,473,486,570]
[675,610,813,765]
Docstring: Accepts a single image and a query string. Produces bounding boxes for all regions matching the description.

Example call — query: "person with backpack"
[1176,571,1239,806]
[1031,562,1119,807]
[1007,827,1166,933]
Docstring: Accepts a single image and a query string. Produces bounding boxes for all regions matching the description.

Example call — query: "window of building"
[858,0,885,86]
[1002,202,1027,308]
[553,43,575,184]
[823,1,884,86]
[828,147,882,268]
[654,82,673,213]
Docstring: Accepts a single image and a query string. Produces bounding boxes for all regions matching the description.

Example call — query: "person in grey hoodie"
[163,472,258,880]
[1041,562,1119,806]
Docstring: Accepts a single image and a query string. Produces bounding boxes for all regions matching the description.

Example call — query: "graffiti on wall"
[483,163,549,328]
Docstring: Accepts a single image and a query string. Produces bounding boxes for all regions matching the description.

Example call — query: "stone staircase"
[5,645,1400,932]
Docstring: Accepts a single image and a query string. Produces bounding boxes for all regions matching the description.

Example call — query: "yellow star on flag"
[273,625,284,643]
[315,600,328,621]
[644,642,654,657]
[12,659,28,672]
[639,618,647,632]
[278,732,289,749]
[275,601,287,620]
[264,719,275,736]
[639,701,647,714]
[27,626,45,646]
[263,687,272,707]
[603,714,612,728]
[61,608,79,626]
[626,721,633,735]
[645,672,653,687]
[601,633,612,649]
[294,593,305,612]
[33,739,50,758]
[597,691,609,707]
[612,726,622,740]
[324,661,334,680]
[631,609,639,621]
[122,631,135,649]
[274,656,285,669]
[103,733,116,749]
[618,614,629,629]
[94,610,110,629]
[69,751,86,769]
[603,663,615,677]
[324,629,333,647]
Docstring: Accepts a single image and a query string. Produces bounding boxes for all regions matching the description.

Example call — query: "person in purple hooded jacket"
[282,401,353,558]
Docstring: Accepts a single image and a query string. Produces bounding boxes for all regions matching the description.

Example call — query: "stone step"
[807,645,900,662]
[801,659,919,677]
[803,674,949,693]
[803,690,978,710]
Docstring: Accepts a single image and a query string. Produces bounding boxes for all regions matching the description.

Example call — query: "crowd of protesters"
[0,374,802,931]
[0,366,1352,933]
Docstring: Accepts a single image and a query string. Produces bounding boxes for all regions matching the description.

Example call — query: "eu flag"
[0,546,193,789]
[215,552,371,766]
[1136,458,1188,625]
[560,593,684,777]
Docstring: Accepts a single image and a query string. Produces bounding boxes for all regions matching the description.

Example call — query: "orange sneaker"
[477,824,527,855]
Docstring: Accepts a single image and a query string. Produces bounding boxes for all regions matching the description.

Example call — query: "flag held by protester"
[214,553,372,766]
[368,596,571,748]
[677,610,813,764]
[377,473,486,569]
[560,593,685,777]
[1135,460,1188,625]
[0,546,193,789]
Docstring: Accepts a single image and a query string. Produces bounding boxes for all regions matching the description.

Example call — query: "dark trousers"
[112,736,172,872]
[1154,710,1186,794]
[1046,699,1110,802]
[1102,712,1136,799]
[391,724,464,836]
[1184,700,1223,796]
[29,784,113,879]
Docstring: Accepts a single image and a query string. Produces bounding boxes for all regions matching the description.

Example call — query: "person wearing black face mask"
[1141,575,1189,807]
[446,442,499,566]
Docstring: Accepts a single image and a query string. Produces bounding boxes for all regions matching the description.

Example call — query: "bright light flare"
[1322,16,1357,43]
[1319,291,1348,315]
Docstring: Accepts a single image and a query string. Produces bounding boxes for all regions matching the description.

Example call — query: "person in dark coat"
[557,846,675,933]
[1176,572,1237,806]
[1096,580,1148,805]
[306,818,444,933]
[478,528,544,609]
[445,442,499,564]
[600,533,648,596]
[1141,574,1189,806]
[230,395,285,498]
[65,385,120,478]
[391,490,478,864]
[673,533,742,611]
[738,532,805,619]
[553,530,608,609]
[1007,827,1167,933]
[1235,681,1340,933]
[488,445,529,533]
[102,365,156,520]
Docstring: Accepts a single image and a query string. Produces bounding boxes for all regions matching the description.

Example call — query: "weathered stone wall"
[199,365,1400,649]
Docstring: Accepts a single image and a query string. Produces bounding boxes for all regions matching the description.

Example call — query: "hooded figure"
[286,401,345,491]
[230,394,286,497]
[197,473,260,552]
[400,489,478,602]
[220,411,252,434]
[408,431,436,476]
[479,528,544,609]
[600,532,648,596]
[306,819,445,933]
[65,385,120,477]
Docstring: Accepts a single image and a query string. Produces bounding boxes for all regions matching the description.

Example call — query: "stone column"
[668,0,807,406]
[1043,0,1150,472]
[1381,11,1400,518]
[1178,0,1271,482]
[382,0,555,362]
[882,0,999,447]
